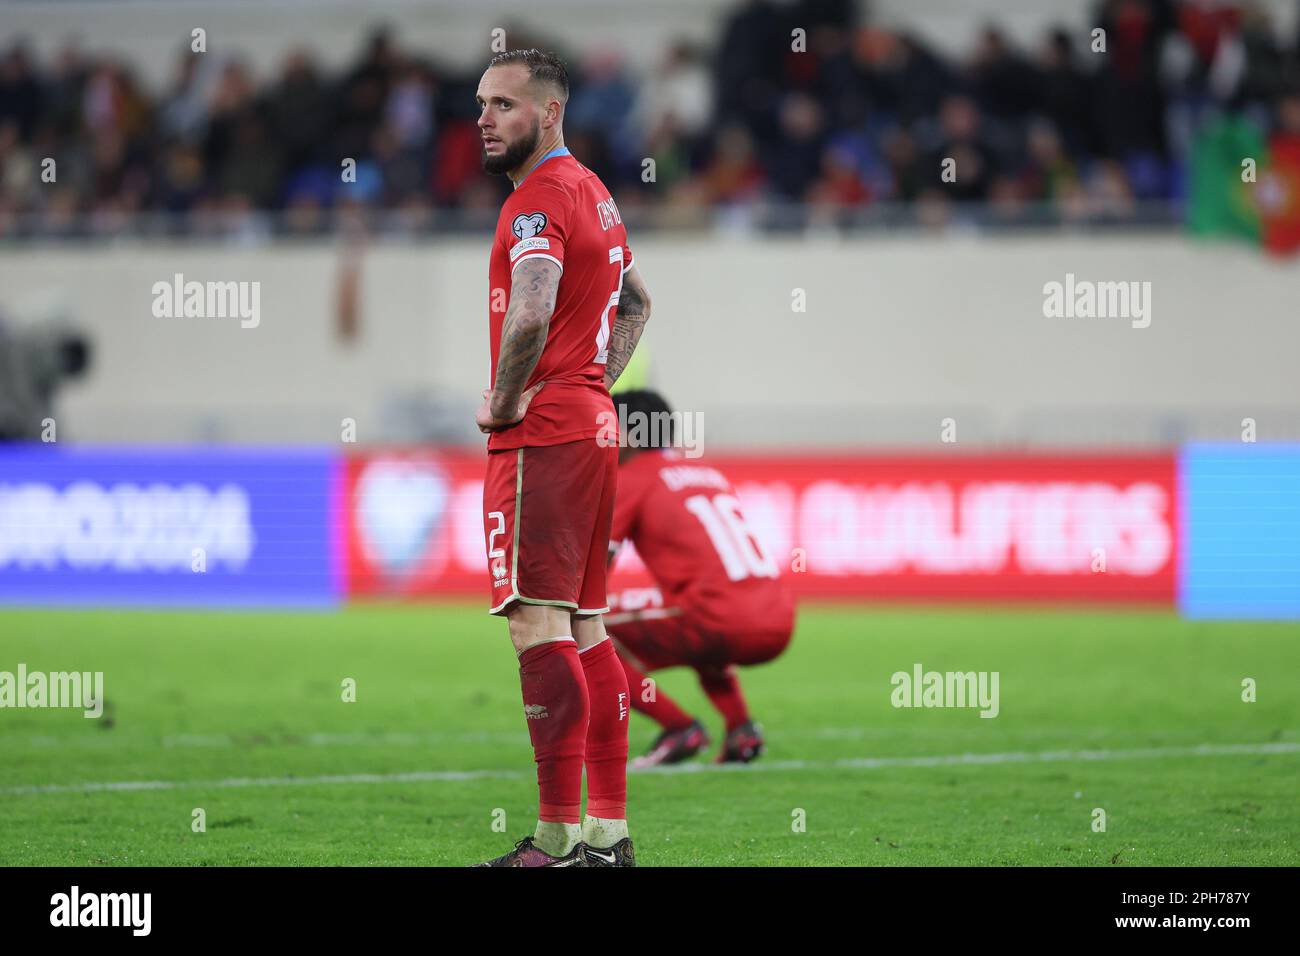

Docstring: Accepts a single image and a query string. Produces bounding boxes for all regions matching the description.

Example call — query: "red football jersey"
[486,149,632,450]
[611,449,796,634]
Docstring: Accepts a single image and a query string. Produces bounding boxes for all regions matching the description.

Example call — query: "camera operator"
[0,312,92,441]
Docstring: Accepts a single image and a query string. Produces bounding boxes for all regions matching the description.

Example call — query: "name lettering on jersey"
[509,236,550,261]
[660,465,729,492]
[595,196,622,231]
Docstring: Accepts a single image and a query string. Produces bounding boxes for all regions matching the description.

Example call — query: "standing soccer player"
[472,50,652,867]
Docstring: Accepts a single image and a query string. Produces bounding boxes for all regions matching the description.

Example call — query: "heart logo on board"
[355,459,450,578]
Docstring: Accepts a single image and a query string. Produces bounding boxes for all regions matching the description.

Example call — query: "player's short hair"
[614,389,674,449]
[487,49,569,103]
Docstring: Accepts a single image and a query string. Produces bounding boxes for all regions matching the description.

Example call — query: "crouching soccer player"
[604,390,796,765]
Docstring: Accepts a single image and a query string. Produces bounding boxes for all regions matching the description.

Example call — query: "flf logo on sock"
[523,704,549,720]
[617,692,628,721]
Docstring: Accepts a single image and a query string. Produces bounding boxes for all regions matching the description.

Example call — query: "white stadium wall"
[1,234,1297,447]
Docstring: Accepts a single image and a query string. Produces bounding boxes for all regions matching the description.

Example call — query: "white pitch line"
[17,724,1258,751]
[1,741,1296,797]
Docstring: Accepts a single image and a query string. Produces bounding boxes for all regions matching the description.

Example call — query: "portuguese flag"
[1258,135,1300,255]
[1189,115,1300,256]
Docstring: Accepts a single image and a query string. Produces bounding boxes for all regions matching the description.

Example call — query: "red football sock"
[579,638,630,819]
[697,665,750,732]
[618,652,695,732]
[518,640,588,824]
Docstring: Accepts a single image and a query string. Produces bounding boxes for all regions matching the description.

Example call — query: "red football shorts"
[482,438,618,615]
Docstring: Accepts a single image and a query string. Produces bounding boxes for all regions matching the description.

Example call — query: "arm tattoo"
[604,268,652,390]
[491,258,560,418]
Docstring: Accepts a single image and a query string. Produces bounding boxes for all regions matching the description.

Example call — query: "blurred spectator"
[870,33,957,127]
[714,0,785,136]
[1036,28,1097,155]
[158,51,210,144]
[632,41,712,151]
[926,95,996,202]
[693,123,765,206]
[567,50,636,144]
[882,127,926,202]
[808,142,872,220]
[265,51,331,174]
[1019,119,1081,206]
[971,26,1039,120]
[766,93,826,199]
[0,43,41,138]
[0,0,1296,235]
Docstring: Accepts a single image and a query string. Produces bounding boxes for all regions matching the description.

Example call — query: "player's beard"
[482,119,540,177]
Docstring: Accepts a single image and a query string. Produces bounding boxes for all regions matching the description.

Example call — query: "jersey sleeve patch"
[510,236,551,262]
[511,212,549,240]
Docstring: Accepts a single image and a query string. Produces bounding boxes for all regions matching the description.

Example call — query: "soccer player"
[604,389,796,766]
[472,50,652,867]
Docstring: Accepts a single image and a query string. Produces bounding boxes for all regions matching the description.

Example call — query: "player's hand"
[476,382,545,433]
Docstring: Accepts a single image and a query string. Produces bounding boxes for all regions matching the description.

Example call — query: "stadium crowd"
[1,0,1299,235]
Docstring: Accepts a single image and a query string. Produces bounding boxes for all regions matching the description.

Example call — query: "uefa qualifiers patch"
[511,212,548,239]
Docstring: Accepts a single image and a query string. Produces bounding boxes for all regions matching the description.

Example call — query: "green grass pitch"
[0,603,1297,866]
